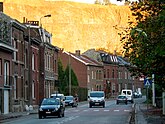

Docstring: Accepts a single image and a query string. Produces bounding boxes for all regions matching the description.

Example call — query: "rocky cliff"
[1,0,136,54]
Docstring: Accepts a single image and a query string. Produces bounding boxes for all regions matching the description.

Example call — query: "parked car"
[38,98,65,119]
[121,89,134,103]
[65,96,78,107]
[88,91,105,108]
[50,93,65,108]
[133,91,142,98]
[116,95,128,105]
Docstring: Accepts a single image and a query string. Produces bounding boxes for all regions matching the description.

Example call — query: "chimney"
[114,50,116,55]
[75,50,80,56]
[0,2,3,12]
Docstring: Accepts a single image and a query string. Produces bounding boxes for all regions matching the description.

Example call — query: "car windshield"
[118,96,126,99]
[41,98,60,105]
[65,96,73,100]
[90,92,104,97]
[51,95,62,99]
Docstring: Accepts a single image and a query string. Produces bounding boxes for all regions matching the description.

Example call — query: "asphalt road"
[2,99,133,124]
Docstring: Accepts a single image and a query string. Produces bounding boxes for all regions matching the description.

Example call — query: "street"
[1,98,138,124]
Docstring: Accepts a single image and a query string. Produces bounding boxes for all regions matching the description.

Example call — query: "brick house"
[83,49,119,98]
[11,19,26,112]
[83,49,143,98]
[24,22,59,107]
[0,12,17,114]
[117,56,144,93]
[59,50,104,96]
[39,27,59,101]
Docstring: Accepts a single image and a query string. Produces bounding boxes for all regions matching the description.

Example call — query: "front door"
[4,90,9,114]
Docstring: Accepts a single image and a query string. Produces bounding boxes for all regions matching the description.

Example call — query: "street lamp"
[40,14,51,27]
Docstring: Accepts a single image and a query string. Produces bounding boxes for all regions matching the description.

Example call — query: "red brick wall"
[60,52,87,88]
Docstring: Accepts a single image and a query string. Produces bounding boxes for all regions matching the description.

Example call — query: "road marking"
[83,109,89,111]
[124,110,130,112]
[114,110,119,112]
[93,109,99,111]
[104,110,109,112]
[73,110,79,112]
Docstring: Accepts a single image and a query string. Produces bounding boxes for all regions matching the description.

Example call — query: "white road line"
[83,109,89,111]
[114,110,119,112]
[93,109,99,111]
[104,110,109,112]
[124,110,130,112]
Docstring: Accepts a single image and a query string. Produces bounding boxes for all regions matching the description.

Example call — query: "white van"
[88,91,105,108]
[121,89,134,103]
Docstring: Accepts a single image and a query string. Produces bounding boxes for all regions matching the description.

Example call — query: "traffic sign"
[144,79,152,86]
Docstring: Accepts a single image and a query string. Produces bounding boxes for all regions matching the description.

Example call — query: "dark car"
[38,98,65,119]
[65,96,78,107]
[116,95,127,105]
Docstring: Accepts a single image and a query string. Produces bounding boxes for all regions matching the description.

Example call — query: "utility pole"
[152,74,156,106]
[69,53,71,96]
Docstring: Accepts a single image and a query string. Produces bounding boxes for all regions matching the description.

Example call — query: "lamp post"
[40,14,51,27]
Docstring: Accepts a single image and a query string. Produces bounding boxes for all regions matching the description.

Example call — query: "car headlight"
[55,107,59,111]
[39,107,43,111]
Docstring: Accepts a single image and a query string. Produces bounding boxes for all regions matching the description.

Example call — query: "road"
[2,99,134,124]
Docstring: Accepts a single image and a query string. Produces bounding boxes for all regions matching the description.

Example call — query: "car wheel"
[116,102,119,104]
[39,114,42,119]
[58,111,62,118]
[89,104,92,108]
[62,112,64,117]
[103,104,105,108]
[125,102,127,105]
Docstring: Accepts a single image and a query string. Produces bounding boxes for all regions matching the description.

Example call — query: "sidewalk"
[135,103,165,124]
[0,109,37,122]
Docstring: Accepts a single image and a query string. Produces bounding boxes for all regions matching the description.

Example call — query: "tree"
[65,65,79,87]
[58,59,66,93]
[119,0,165,91]
[58,59,79,95]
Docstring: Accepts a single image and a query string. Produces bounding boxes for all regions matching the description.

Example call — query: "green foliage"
[65,64,79,87]
[119,0,165,91]
[57,59,79,95]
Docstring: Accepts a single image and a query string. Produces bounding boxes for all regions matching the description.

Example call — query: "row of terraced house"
[0,11,143,114]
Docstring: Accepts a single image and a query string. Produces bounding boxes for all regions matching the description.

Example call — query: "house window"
[88,74,90,83]
[14,76,17,99]
[112,69,114,78]
[13,40,17,61]
[24,81,28,100]
[125,71,127,79]
[92,71,94,79]
[118,71,121,79]
[4,60,10,86]
[54,60,56,72]
[107,69,110,78]
[0,59,2,76]
[32,80,35,99]
[96,70,102,80]
[32,53,35,70]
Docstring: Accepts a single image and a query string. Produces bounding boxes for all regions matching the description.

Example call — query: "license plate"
[95,103,99,105]
[46,111,51,114]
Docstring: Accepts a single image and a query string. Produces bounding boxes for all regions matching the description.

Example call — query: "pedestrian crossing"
[65,108,130,113]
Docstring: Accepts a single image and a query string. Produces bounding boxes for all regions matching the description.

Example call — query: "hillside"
[1,0,136,54]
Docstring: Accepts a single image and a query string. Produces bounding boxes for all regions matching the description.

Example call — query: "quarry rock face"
[1,0,135,53]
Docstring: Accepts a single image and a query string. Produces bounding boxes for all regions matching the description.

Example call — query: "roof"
[63,51,103,67]
[117,56,130,66]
